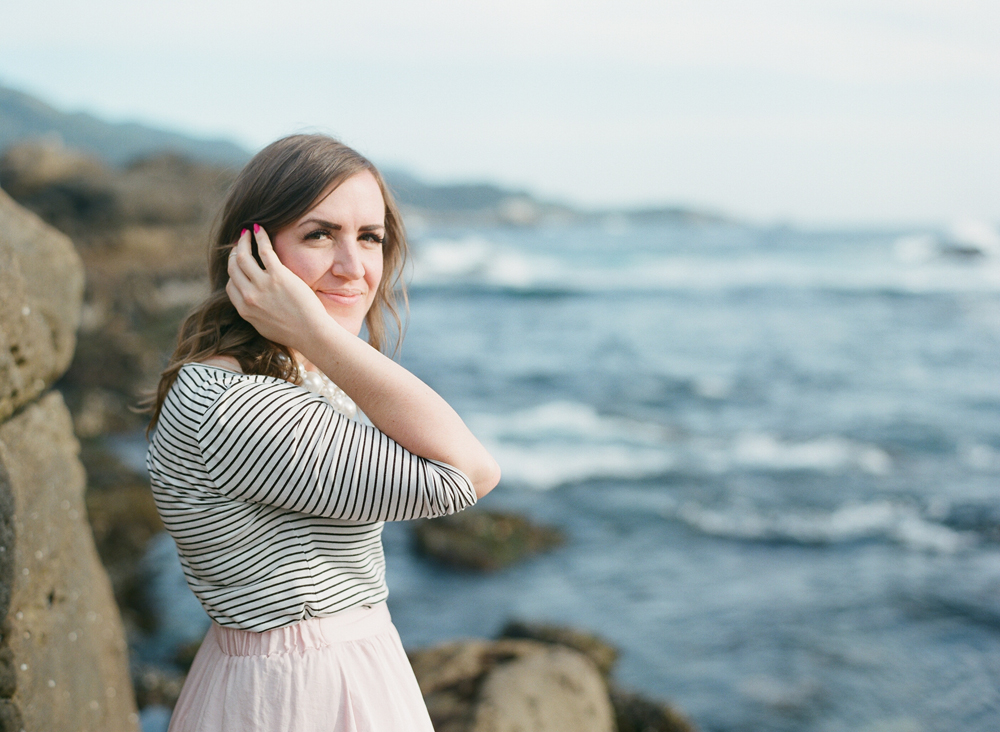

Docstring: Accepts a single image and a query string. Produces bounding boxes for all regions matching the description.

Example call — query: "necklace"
[297,364,358,419]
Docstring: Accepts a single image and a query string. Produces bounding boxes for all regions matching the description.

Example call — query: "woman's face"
[272,170,385,337]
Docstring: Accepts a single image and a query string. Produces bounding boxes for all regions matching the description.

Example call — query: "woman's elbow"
[472,456,501,499]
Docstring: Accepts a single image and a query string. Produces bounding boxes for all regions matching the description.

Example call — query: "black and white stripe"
[146,363,477,632]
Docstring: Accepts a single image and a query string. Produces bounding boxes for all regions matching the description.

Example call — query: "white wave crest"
[730,433,892,475]
[470,401,674,490]
[470,402,895,490]
[410,233,1000,295]
[410,237,563,289]
[669,500,973,554]
[487,443,675,491]
[946,219,1000,257]
[471,401,671,444]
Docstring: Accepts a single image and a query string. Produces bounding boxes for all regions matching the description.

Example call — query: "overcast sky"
[1,0,998,225]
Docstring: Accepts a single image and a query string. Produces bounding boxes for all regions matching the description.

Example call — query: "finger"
[232,228,265,284]
[252,223,280,271]
[228,252,254,293]
[225,279,246,315]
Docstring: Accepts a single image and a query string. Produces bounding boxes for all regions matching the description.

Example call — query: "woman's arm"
[226,228,501,499]
[194,378,479,521]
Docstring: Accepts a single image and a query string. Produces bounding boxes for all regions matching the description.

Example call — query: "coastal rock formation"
[0,187,139,731]
[610,689,699,732]
[413,509,565,571]
[408,627,698,732]
[499,620,619,679]
[0,187,83,422]
[410,638,609,732]
[471,645,615,732]
[0,140,234,437]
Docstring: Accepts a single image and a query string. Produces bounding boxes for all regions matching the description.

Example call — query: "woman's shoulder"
[171,360,298,409]
[190,355,244,374]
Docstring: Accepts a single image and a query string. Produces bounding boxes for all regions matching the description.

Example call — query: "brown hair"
[146,134,408,434]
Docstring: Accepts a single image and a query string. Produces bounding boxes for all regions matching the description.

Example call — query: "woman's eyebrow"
[297,218,385,232]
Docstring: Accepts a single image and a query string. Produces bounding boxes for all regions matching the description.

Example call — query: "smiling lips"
[318,289,365,306]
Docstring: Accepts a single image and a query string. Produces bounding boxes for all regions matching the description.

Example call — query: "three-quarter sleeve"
[195,379,477,522]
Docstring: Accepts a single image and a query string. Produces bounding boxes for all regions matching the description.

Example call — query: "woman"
[146,134,501,731]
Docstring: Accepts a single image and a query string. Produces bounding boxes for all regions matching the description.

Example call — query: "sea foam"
[471,402,895,489]
[666,500,973,554]
[412,233,1000,296]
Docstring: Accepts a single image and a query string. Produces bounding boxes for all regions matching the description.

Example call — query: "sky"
[1,0,998,225]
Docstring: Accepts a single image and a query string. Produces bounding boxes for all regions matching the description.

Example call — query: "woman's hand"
[226,226,332,351]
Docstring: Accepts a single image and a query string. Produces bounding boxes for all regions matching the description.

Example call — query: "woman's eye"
[304,229,331,242]
[361,233,385,245]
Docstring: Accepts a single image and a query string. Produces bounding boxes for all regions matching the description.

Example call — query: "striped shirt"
[146,363,478,632]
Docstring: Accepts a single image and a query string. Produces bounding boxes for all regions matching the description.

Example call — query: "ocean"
[137,219,1000,732]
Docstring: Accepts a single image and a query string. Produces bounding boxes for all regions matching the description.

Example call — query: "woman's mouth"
[318,290,364,306]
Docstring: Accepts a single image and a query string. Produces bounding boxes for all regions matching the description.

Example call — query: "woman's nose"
[331,240,365,279]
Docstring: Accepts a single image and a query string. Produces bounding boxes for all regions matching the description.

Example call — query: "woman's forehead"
[303,170,385,225]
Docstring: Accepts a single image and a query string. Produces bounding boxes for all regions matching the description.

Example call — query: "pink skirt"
[167,602,434,732]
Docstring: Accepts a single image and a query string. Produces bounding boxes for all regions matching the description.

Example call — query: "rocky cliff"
[0,140,235,437]
[0,187,139,731]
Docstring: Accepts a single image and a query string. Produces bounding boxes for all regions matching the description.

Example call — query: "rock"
[410,638,547,731]
[86,479,164,635]
[0,142,119,235]
[0,185,84,422]
[499,620,619,678]
[410,637,617,732]
[610,688,699,732]
[413,509,565,571]
[471,645,615,732]
[0,461,13,627]
[410,638,546,696]
[132,663,185,709]
[0,392,139,731]
[0,699,24,732]
[1,141,236,438]
[410,626,699,732]
[1,187,137,731]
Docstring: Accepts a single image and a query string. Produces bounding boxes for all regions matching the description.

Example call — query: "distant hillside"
[0,82,733,226]
[0,83,250,168]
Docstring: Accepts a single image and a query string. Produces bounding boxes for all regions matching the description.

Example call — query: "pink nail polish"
[253,223,261,234]
[240,228,248,237]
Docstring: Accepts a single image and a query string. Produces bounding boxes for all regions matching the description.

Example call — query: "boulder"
[499,619,619,678]
[0,143,118,235]
[471,645,615,732]
[410,637,615,732]
[410,626,699,732]
[86,479,164,635]
[1,141,235,438]
[413,510,565,571]
[410,638,550,732]
[0,392,138,731]
[0,186,138,730]
[610,688,699,732]
[0,186,84,422]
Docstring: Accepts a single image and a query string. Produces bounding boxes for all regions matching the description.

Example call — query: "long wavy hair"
[146,134,408,434]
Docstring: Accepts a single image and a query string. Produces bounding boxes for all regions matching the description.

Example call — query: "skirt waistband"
[211,602,392,657]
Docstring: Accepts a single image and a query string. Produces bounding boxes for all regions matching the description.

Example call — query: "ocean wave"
[666,500,974,554]
[411,235,1000,296]
[485,443,676,491]
[895,221,1000,264]
[469,401,675,490]
[471,402,894,489]
[410,237,567,291]
[688,433,893,477]
[470,400,672,444]
[728,433,892,475]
